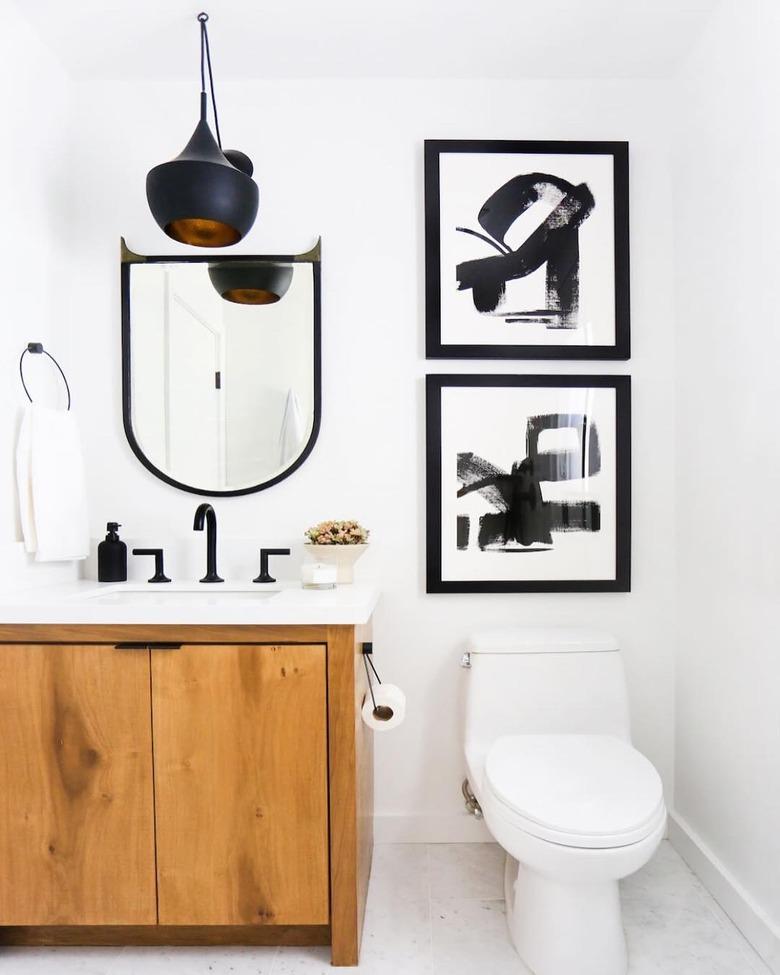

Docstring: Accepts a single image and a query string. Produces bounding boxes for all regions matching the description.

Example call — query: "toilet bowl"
[462,628,666,975]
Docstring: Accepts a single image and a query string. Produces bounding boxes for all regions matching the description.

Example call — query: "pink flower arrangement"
[305,520,369,546]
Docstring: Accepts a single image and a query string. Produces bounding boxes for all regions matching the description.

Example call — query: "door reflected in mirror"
[121,240,321,496]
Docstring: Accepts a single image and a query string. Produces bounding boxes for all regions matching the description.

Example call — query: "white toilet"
[463,628,666,975]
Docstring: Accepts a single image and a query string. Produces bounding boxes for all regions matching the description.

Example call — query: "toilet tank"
[463,628,631,768]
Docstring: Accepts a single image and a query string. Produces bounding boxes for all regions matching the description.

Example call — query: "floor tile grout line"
[423,843,436,975]
[425,842,435,971]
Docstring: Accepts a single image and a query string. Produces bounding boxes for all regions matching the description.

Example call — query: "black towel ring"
[19,342,71,411]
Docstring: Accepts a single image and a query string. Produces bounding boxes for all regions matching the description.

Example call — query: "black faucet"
[193,503,223,583]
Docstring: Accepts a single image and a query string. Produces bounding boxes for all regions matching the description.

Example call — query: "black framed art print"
[426,374,631,593]
[424,140,630,360]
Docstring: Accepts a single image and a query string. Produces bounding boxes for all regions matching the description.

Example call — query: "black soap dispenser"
[98,522,128,582]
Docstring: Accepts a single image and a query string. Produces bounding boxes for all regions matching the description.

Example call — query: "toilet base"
[504,855,627,975]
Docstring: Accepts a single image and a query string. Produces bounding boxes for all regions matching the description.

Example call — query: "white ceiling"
[14,0,718,80]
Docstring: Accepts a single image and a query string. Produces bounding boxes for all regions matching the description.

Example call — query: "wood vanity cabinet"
[0,624,373,966]
[152,643,328,926]
[0,643,157,926]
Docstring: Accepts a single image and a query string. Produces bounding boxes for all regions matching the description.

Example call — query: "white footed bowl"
[303,543,368,584]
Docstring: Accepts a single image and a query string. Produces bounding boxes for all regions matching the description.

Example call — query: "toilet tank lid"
[468,627,619,654]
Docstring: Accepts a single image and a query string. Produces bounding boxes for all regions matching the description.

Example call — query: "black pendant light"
[208,263,294,304]
[146,12,259,247]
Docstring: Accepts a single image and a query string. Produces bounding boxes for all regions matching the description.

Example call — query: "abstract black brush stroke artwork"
[457,412,601,550]
[456,175,594,325]
[424,141,630,360]
[426,375,631,593]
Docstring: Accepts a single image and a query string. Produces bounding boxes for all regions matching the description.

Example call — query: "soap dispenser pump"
[98,522,128,582]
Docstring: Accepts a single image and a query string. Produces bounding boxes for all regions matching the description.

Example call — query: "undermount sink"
[76,585,281,606]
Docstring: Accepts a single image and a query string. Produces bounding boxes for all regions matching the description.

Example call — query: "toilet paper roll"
[361,683,406,732]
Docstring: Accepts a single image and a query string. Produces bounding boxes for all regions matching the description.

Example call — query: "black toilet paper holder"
[361,642,393,721]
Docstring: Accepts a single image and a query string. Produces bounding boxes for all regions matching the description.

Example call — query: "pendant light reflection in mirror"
[146,12,259,247]
[208,263,294,305]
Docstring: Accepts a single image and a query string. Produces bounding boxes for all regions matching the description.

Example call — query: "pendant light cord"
[197,12,222,150]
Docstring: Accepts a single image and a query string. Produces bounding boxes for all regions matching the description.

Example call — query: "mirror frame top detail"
[120,237,322,497]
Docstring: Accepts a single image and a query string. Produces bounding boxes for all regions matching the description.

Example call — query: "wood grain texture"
[0,624,329,645]
[0,645,156,925]
[0,924,330,946]
[327,624,374,966]
[355,623,375,948]
[151,644,329,926]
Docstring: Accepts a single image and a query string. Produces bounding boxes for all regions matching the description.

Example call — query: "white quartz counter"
[0,581,379,626]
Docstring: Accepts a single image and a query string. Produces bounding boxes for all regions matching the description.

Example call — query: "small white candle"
[301,561,337,589]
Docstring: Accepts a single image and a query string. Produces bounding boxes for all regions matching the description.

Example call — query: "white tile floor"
[4,841,769,974]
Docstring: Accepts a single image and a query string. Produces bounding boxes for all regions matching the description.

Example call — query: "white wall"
[61,76,678,839]
[0,0,77,589]
[672,0,780,966]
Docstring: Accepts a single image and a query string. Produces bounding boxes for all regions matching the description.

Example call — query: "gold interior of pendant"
[222,288,281,305]
[166,218,241,247]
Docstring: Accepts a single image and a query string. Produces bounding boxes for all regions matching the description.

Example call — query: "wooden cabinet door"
[0,644,157,925]
[151,644,329,926]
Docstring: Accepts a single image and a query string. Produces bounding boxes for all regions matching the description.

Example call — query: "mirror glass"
[122,242,320,495]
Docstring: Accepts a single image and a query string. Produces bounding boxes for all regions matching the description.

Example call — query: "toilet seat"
[484,734,665,850]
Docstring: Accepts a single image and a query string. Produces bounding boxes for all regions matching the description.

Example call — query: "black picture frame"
[424,140,630,360]
[120,237,322,497]
[426,374,631,593]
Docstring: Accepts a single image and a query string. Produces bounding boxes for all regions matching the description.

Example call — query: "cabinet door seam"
[147,647,160,924]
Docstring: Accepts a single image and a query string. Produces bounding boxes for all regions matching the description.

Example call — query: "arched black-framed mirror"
[121,237,321,497]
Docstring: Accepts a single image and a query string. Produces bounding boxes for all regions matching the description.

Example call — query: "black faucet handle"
[132,548,171,584]
[253,548,291,584]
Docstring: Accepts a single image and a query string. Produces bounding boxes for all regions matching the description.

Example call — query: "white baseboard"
[374,812,492,844]
[668,811,780,974]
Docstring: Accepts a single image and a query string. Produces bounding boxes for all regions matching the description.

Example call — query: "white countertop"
[0,580,379,626]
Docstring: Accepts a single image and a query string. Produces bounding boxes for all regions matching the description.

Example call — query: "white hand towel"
[16,405,90,561]
[279,388,306,467]
[16,407,35,554]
